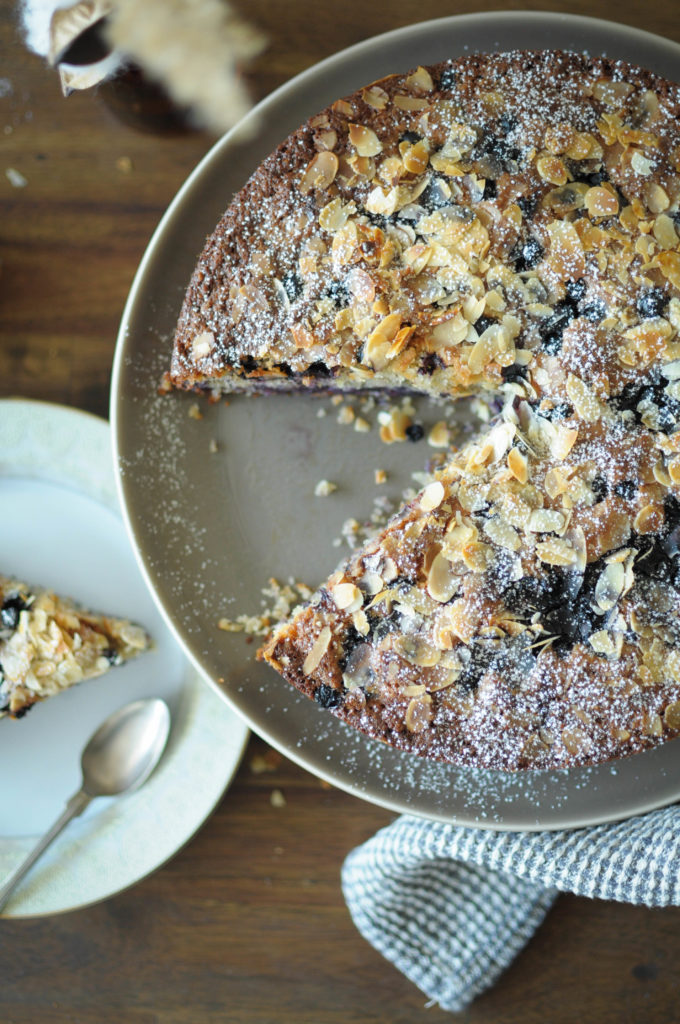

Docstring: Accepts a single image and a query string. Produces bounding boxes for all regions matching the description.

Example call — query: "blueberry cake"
[0,576,151,717]
[173,50,680,769]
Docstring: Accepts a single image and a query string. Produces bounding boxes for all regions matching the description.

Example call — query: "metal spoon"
[0,698,171,913]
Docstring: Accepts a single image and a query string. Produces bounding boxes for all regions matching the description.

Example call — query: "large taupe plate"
[112,12,680,830]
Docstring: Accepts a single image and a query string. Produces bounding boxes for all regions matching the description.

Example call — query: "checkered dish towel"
[341,807,680,1013]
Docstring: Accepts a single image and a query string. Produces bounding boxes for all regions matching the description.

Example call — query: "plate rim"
[112,12,680,831]
[0,396,249,917]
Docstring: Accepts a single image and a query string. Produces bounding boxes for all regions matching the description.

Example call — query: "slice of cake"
[170,49,680,769]
[0,575,151,717]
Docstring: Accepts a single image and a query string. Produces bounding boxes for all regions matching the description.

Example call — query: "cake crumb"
[116,155,133,173]
[208,438,219,453]
[337,405,355,425]
[428,421,451,448]
[270,788,286,808]
[354,416,370,433]
[375,469,387,484]
[314,479,337,497]
[6,168,27,188]
[188,403,203,420]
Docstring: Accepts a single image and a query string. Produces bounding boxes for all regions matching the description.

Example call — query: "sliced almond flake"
[656,252,680,290]
[331,582,363,611]
[191,331,215,360]
[634,503,664,534]
[427,552,457,603]
[594,561,625,612]
[507,447,528,484]
[589,630,617,656]
[352,609,370,636]
[536,537,577,566]
[299,151,339,193]
[484,517,521,552]
[405,66,434,92]
[420,480,445,512]
[631,150,654,176]
[664,701,680,730]
[565,373,605,422]
[302,626,332,675]
[358,571,383,595]
[526,509,566,534]
[348,123,382,157]
[393,94,429,111]
[653,214,678,250]
[405,693,434,732]
[362,85,389,110]
[550,423,579,461]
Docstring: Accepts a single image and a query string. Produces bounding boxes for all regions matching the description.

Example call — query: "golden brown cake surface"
[174,50,680,769]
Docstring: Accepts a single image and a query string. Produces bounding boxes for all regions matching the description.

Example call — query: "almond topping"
[299,151,339,193]
[420,480,445,512]
[302,626,332,675]
[348,124,383,157]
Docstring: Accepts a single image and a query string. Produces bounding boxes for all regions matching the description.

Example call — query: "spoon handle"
[0,789,92,913]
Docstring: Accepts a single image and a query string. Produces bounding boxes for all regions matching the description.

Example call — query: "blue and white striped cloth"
[341,808,680,1013]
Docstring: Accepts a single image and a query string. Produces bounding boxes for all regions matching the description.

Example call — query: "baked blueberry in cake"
[171,50,680,769]
[0,575,151,717]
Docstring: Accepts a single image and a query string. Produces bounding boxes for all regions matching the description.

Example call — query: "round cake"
[170,50,680,770]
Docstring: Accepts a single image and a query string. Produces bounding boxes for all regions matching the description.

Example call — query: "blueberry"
[456,644,493,693]
[363,209,389,229]
[582,300,607,322]
[482,178,497,200]
[540,300,575,354]
[101,647,122,666]
[1,595,27,632]
[324,280,350,308]
[305,361,332,378]
[498,114,518,135]
[512,237,544,272]
[474,132,521,170]
[501,363,529,384]
[637,288,668,319]
[438,68,457,90]
[399,130,422,144]
[420,352,444,376]
[573,168,608,187]
[338,624,365,672]
[658,397,680,432]
[504,576,555,618]
[419,176,452,213]
[565,278,587,304]
[517,196,537,219]
[240,354,258,373]
[591,475,608,502]
[614,480,637,500]
[665,494,680,529]
[474,315,495,334]
[405,423,425,442]
[281,270,303,303]
[314,684,344,709]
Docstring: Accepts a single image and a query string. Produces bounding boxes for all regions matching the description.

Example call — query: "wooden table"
[2,2,680,1020]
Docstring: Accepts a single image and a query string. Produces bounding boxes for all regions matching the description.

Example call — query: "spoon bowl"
[82,698,171,797]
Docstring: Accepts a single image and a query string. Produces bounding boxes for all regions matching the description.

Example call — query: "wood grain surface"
[2,1,680,1021]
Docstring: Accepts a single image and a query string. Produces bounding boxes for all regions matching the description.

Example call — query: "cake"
[0,575,151,717]
[170,50,680,769]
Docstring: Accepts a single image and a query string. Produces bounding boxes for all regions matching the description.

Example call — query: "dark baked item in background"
[0,575,151,717]
[173,50,680,769]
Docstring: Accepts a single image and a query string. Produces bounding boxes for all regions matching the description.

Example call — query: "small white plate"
[0,398,249,917]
